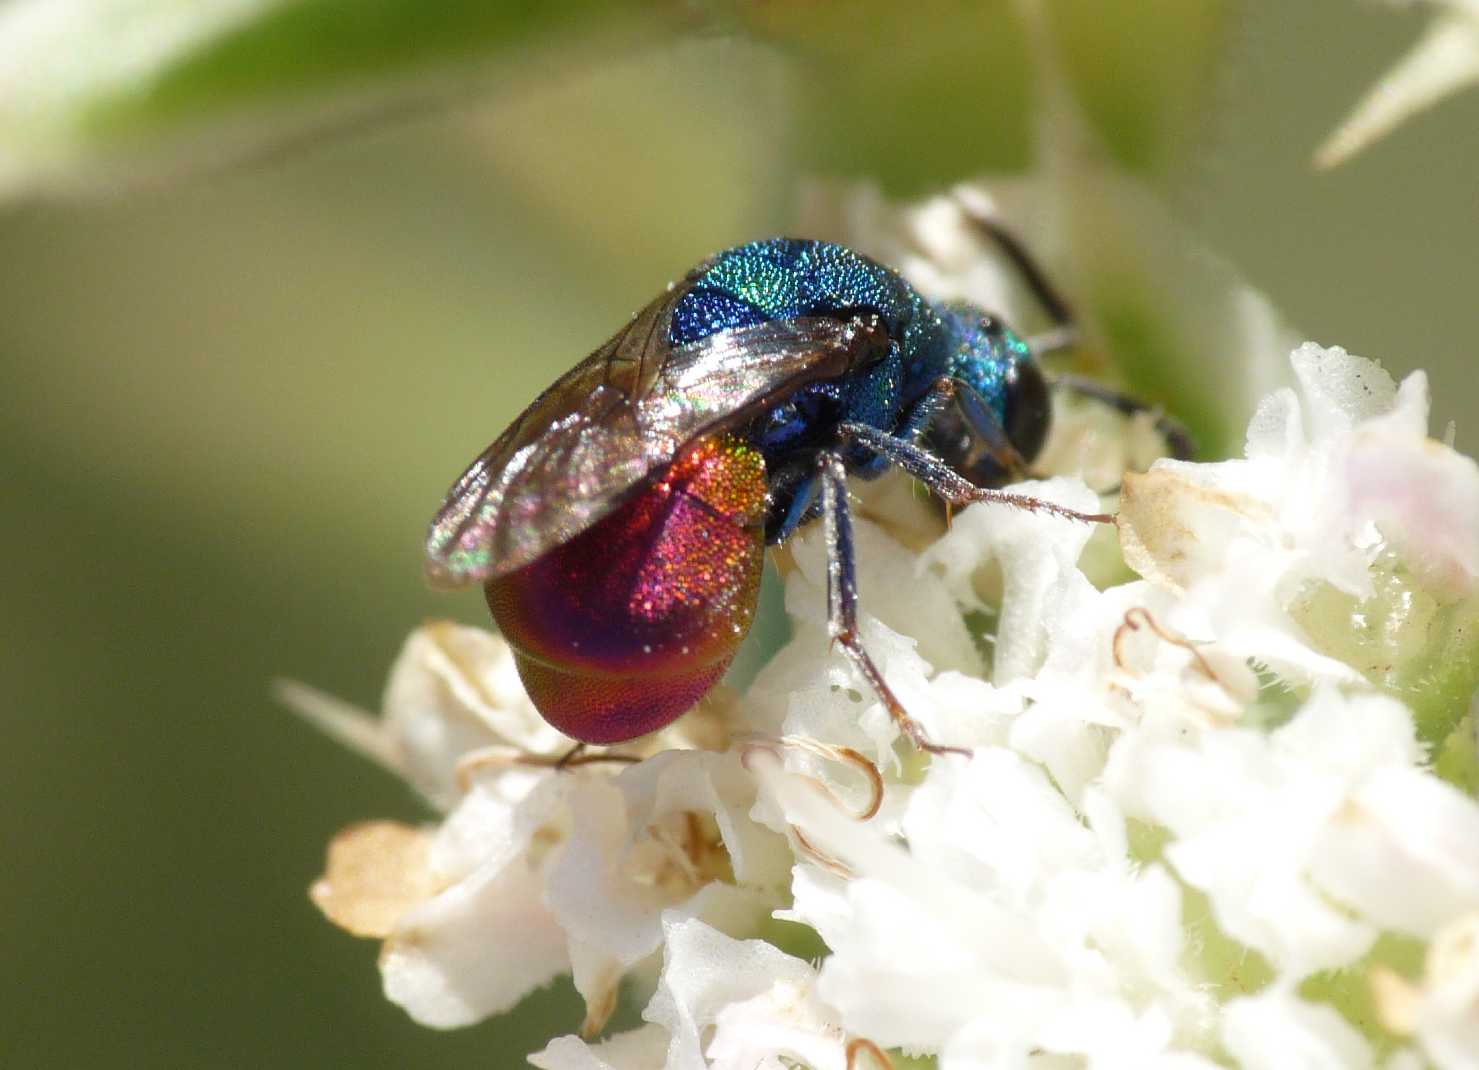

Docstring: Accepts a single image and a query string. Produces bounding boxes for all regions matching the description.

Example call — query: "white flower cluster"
[285,196,1479,1069]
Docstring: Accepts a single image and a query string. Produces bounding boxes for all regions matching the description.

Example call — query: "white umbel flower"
[287,186,1479,1069]
[281,621,792,1035]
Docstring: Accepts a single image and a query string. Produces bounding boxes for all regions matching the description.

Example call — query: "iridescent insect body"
[427,233,1184,753]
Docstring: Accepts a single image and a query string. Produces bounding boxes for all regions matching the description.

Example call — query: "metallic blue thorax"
[670,238,1028,465]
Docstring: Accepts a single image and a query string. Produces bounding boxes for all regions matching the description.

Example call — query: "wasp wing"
[425,308,885,587]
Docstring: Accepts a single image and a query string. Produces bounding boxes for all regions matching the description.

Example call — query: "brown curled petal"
[738,739,784,774]
[738,733,885,822]
[1111,612,1142,676]
[549,750,643,769]
[455,744,641,791]
[644,818,705,887]
[1118,468,1275,593]
[1124,606,1219,682]
[310,821,438,938]
[453,745,526,792]
[1109,608,1158,696]
[835,746,885,821]
[740,740,865,876]
[578,961,622,1040]
[1111,608,1248,719]
[847,1038,895,1070]
[791,825,854,879]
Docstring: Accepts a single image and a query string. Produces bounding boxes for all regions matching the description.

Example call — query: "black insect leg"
[1025,326,1078,359]
[836,422,1114,524]
[958,206,1074,329]
[955,206,1083,358]
[551,744,642,770]
[816,452,970,758]
[1049,374,1197,461]
[947,376,1034,478]
[958,204,1196,461]
[899,375,1029,481]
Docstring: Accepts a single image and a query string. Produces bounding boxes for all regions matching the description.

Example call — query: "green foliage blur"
[2,1,1476,1066]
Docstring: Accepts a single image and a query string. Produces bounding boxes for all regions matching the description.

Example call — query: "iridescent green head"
[930,301,1051,480]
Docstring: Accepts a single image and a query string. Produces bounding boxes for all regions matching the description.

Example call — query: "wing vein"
[425,313,876,586]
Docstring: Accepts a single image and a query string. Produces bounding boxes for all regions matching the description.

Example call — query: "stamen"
[738,734,885,821]
[645,819,704,887]
[454,745,526,791]
[1110,607,1247,723]
[846,1037,895,1070]
[791,826,854,879]
[1113,607,1217,681]
[454,742,640,791]
[739,739,872,877]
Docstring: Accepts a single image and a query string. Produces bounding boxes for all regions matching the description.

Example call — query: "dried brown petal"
[310,820,438,938]
[1118,467,1273,593]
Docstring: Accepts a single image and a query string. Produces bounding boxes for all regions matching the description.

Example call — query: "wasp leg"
[1049,374,1196,461]
[1025,325,1078,359]
[454,741,641,786]
[553,746,643,770]
[955,207,1081,356]
[768,469,820,545]
[816,452,970,758]
[944,376,1032,478]
[835,423,1113,524]
[957,206,1075,329]
[957,204,1195,462]
[898,375,1030,480]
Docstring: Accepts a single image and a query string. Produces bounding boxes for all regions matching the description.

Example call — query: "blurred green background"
[2,1,1476,1066]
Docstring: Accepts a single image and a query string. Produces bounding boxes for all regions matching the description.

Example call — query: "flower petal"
[1372,912,1479,1070]
[1104,687,1422,978]
[1221,989,1374,1070]
[381,858,567,1028]
[1308,767,1479,938]
[1315,10,1479,170]
[1345,425,1479,598]
[1117,463,1275,598]
[643,914,845,1070]
[310,820,437,939]
[547,752,787,1034]
[1288,342,1402,436]
[530,1025,670,1070]
[922,476,1101,684]
[380,774,573,1028]
[383,622,569,806]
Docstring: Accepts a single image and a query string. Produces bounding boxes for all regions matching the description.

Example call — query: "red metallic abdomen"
[484,435,767,743]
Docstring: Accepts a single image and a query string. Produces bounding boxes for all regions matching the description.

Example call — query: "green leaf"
[734,0,1233,194]
[0,0,1238,202]
[0,0,660,196]
[742,0,1034,194]
[1046,0,1231,175]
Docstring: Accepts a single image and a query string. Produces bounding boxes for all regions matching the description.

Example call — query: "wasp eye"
[1002,359,1050,463]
